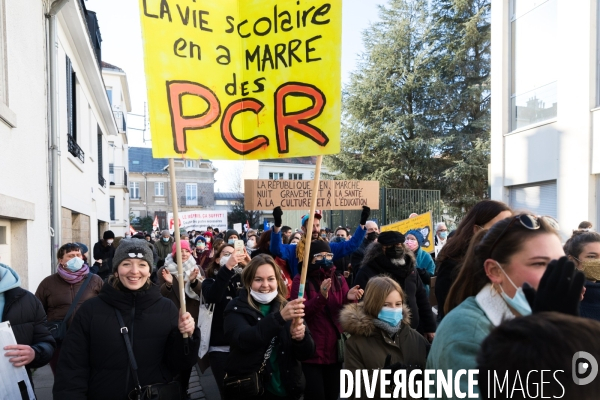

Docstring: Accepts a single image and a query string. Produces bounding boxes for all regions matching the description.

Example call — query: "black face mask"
[385,246,404,259]
[367,232,379,242]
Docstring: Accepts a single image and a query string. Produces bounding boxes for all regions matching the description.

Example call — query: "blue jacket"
[270,226,366,277]
[580,281,600,322]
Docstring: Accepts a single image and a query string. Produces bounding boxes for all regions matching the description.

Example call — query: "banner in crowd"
[244,179,379,210]
[0,322,36,399]
[139,0,342,160]
[168,210,227,232]
[381,212,434,253]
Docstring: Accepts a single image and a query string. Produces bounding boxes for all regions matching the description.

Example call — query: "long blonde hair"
[241,254,288,311]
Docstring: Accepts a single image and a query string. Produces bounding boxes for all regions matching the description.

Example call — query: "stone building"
[128,147,217,230]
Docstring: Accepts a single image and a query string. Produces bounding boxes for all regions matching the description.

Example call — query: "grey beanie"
[112,238,154,272]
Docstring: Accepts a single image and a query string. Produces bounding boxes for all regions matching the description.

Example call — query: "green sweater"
[425,296,493,399]
[259,303,287,397]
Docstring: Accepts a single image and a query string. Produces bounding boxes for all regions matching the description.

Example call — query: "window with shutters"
[97,127,105,187]
[509,181,557,218]
[110,197,115,221]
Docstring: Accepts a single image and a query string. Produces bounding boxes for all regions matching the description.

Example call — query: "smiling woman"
[53,239,200,399]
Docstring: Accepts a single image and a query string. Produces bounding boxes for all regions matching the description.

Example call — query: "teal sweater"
[425,296,493,399]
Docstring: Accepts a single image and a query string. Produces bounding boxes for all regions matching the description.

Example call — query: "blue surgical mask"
[66,257,84,272]
[314,259,334,269]
[162,237,169,242]
[495,262,532,316]
[378,307,403,327]
[439,231,448,240]
[228,239,235,245]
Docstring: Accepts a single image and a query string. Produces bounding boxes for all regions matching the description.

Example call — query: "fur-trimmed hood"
[339,302,412,337]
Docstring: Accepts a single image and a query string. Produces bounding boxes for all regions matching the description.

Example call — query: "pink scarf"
[57,263,90,284]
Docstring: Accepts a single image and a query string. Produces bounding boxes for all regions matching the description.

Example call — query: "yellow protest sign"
[381,212,434,253]
[138,0,342,160]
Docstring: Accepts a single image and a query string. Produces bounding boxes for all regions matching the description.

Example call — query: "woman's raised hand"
[161,268,173,285]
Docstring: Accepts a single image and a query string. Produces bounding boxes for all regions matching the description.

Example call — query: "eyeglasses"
[313,253,334,261]
[488,214,559,258]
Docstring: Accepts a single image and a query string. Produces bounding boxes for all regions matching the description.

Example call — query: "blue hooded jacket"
[0,263,21,321]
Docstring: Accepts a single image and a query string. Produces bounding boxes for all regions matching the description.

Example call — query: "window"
[106,87,112,106]
[269,172,284,179]
[509,181,557,218]
[97,127,105,187]
[510,0,557,130]
[0,0,14,128]
[132,160,140,165]
[289,173,303,180]
[215,200,229,205]
[155,182,165,196]
[130,182,140,199]
[186,183,198,205]
[66,56,77,140]
[185,160,194,168]
[110,197,115,221]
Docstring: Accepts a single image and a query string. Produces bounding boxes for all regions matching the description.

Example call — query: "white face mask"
[250,289,278,304]
[107,239,114,245]
[247,239,256,249]
[219,255,231,267]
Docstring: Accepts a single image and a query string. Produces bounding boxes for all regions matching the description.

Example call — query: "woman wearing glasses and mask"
[53,239,199,399]
[290,240,363,400]
[202,243,251,396]
[426,214,585,399]
[35,243,103,373]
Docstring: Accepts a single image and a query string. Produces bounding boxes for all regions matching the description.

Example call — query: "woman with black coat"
[53,239,199,400]
[223,254,315,400]
[201,244,249,395]
[1,263,55,387]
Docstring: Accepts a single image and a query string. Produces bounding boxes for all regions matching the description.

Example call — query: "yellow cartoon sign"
[138,0,342,160]
[381,212,434,253]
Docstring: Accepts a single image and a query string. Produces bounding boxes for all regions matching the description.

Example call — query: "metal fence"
[323,188,441,230]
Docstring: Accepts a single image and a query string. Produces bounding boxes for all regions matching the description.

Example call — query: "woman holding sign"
[223,254,315,400]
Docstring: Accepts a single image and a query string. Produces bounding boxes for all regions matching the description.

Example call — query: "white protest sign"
[0,322,36,400]
[168,210,227,233]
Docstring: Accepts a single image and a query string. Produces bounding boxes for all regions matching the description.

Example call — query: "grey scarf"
[373,318,402,336]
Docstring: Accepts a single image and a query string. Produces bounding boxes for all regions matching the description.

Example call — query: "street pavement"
[33,363,221,399]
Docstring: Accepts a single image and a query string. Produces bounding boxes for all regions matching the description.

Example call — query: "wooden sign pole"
[168,158,188,339]
[297,155,323,299]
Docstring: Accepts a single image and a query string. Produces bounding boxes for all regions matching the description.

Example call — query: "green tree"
[430,0,491,210]
[326,0,451,190]
[326,0,491,212]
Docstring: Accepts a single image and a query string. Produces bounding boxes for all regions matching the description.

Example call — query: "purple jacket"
[291,268,350,365]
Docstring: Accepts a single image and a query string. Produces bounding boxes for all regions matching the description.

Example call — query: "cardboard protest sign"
[381,212,434,253]
[168,210,227,232]
[139,0,342,160]
[0,322,36,400]
[244,180,379,210]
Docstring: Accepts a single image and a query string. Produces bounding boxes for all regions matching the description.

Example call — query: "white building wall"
[491,0,599,237]
[0,0,51,290]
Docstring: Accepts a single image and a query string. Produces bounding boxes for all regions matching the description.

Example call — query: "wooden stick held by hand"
[297,155,323,300]
[169,158,188,339]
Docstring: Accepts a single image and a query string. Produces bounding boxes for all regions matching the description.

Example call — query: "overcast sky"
[86,0,387,191]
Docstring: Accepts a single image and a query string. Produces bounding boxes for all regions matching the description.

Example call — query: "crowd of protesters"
[2,202,600,399]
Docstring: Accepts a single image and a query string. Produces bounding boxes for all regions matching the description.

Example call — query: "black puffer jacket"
[224,289,315,400]
[53,283,200,400]
[354,254,436,334]
[2,287,55,377]
[201,266,243,347]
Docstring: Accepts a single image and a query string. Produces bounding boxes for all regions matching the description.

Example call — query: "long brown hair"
[255,231,271,253]
[436,200,511,269]
[241,254,288,311]
[206,245,234,278]
[444,214,559,315]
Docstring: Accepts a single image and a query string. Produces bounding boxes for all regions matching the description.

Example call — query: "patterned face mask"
[578,258,600,281]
